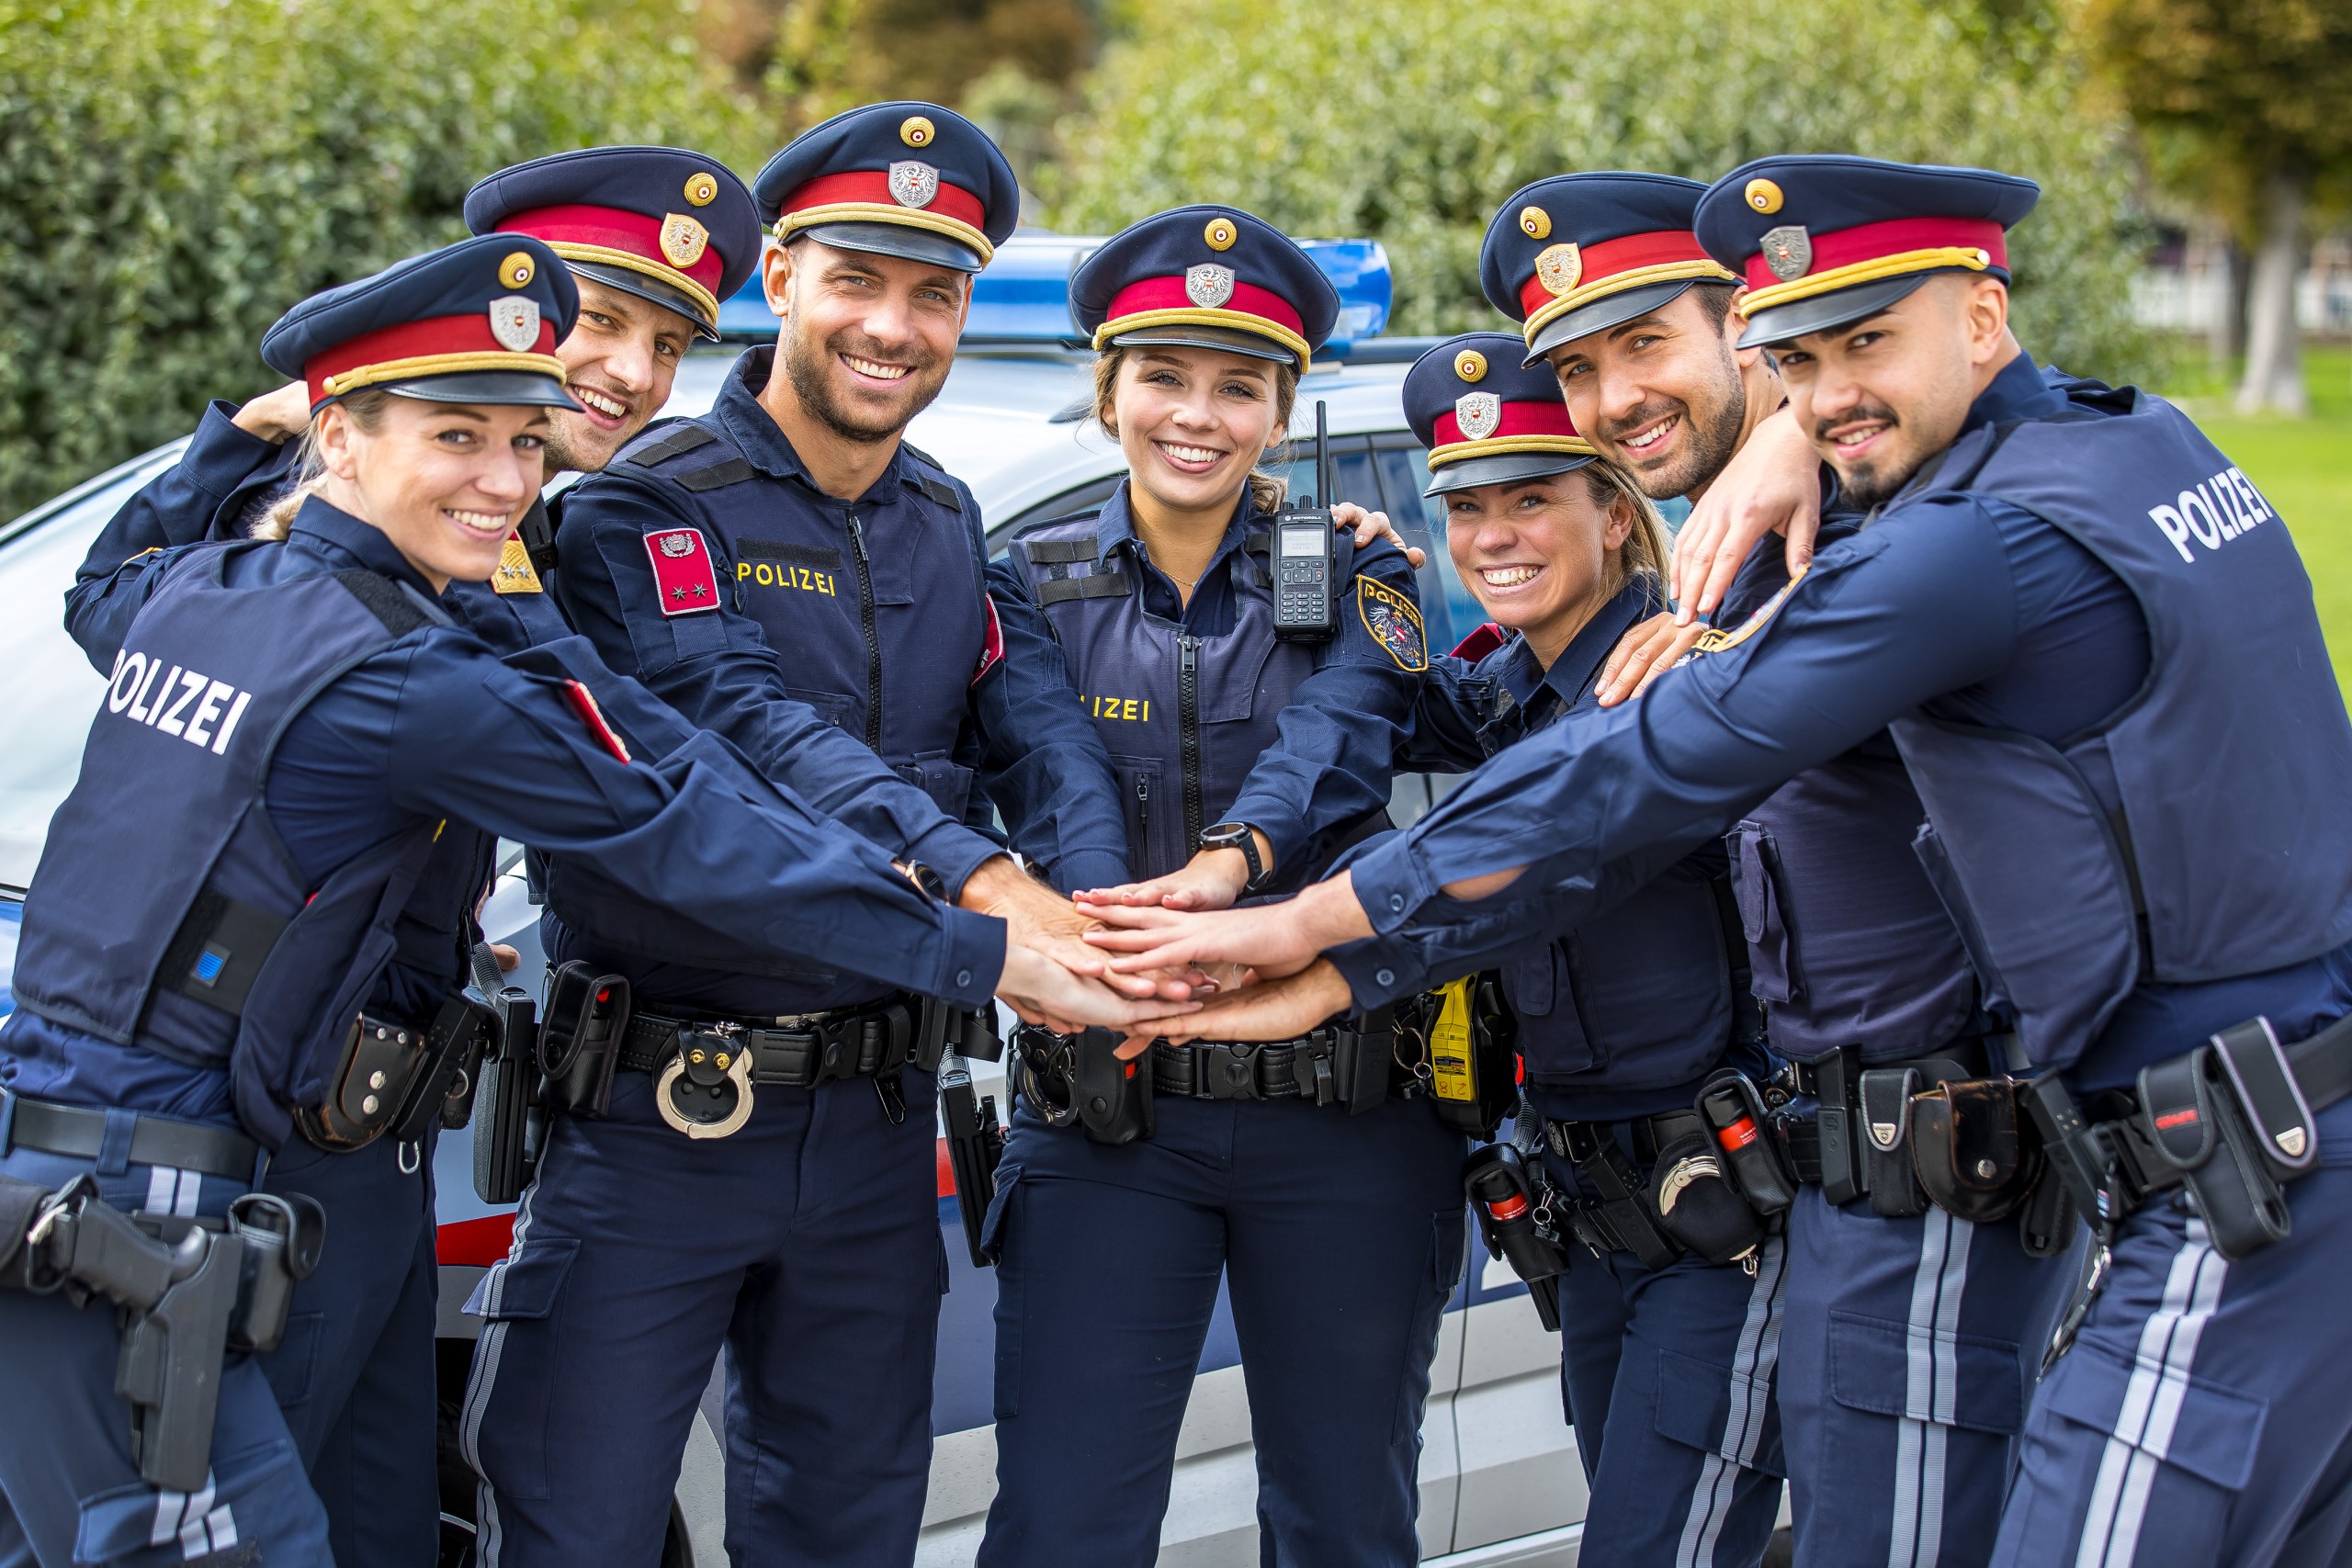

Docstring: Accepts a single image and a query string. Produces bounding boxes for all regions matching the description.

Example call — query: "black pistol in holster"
[473,982,543,1206]
[1464,1144,1569,1332]
[0,1176,323,1494]
[1414,975,1519,1138]
[939,1049,1008,1269]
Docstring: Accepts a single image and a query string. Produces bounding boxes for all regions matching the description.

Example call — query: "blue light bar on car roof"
[716,231,1393,347]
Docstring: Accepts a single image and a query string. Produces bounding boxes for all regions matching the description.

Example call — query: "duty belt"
[1777,1038,1996,1187]
[1541,1111,1705,1269]
[619,997,925,1089]
[1543,1108,1703,1168]
[1,1093,260,1185]
[1150,1026,1403,1108]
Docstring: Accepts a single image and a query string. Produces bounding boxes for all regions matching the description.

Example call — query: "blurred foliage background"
[5,0,2341,513]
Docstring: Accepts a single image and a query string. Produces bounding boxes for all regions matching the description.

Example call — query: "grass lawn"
[2164,345,2352,690]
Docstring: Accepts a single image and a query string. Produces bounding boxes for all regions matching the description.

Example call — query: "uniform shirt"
[1340,352,2352,1089]
[3,499,1002,1129]
[1000,480,1423,883]
[1404,577,1767,1121]
[553,344,1131,897]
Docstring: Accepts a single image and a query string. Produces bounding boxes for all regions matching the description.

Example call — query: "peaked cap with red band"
[1071,205,1339,371]
[754,101,1018,275]
[464,146,760,340]
[1480,173,1739,366]
[1404,333,1596,497]
[260,234,580,412]
[1694,154,2040,349]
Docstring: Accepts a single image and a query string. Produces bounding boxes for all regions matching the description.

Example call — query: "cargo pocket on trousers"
[76,1432,296,1565]
[1826,1307,2026,1436]
[257,1310,324,1410]
[1654,1346,1787,1478]
[463,1235,582,1501]
[2018,1335,2265,1562]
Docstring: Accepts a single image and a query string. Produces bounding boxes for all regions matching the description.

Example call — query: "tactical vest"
[1889,389,2352,1074]
[616,413,990,821]
[12,544,443,1146]
[1457,589,1753,1112]
[1006,505,1382,885]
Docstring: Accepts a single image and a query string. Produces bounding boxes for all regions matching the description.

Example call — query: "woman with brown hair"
[979,206,1464,1568]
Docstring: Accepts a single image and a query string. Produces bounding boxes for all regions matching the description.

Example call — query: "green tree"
[0,0,775,515]
[1045,0,2155,384]
[2086,0,2352,414]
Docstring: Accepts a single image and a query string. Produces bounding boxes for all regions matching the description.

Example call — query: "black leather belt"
[619,998,921,1089]
[1150,1027,1398,1106]
[1780,1039,1997,1185]
[3,1093,258,1184]
[1543,1109,1704,1168]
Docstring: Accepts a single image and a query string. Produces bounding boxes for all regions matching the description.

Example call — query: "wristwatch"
[1198,822,1267,891]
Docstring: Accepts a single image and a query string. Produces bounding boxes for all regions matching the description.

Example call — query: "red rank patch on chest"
[644,526,720,616]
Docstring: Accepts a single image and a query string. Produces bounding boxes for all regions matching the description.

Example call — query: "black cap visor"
[797,220,985,275]
[376,369,582,412]
[566,259,720,341]
[1523,278,1702,367]
[1423,448,1596,498]
[1737,271,1938,350]
[1106,322,1300,366]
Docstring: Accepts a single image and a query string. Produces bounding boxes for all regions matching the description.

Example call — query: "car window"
[0,465,168,887]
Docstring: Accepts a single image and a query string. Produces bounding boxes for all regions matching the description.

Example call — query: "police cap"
[1694,154,2041,349]
[262,234,581,412]
[754,102,1019,274]
[1480,173,1740,366]
[464,146,760,340]
[1071,206,1340,370]
[1404,333,1597,497]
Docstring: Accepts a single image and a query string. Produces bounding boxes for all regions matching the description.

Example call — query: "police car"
[0,237,1611,1567]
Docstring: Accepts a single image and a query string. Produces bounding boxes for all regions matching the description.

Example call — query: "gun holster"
[538,962,633,1119]
[940,1051,1008,1268]
[1555,1122,1681,1272]
[474,987,543,1206]
[4,1176,322,1494]
[391,990,499,1144]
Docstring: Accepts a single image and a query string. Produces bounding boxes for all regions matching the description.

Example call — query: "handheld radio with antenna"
[1270,399,1339,641]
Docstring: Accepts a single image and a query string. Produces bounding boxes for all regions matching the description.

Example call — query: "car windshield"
[0,457,178,887]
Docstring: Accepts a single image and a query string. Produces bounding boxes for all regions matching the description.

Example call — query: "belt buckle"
[1203,1043,1260,1100]
[808,1015,866,1086]
[656,1023,753,1139]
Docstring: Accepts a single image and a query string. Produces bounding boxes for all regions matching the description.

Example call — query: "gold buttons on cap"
[900,115,935,148]
[1519,207,1551,241]
[500,251,535,288]
[1204,216,1238,252]
[684,171,718,208]
[1453,348,1488,383]
[1745,178,1784,215]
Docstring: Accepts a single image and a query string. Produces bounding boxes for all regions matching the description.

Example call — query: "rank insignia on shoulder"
[644,526,721,617]
[972,593,1005,686]
[1357,577,1428,671]
[1689,568,1804,659]
[492,534,543,595]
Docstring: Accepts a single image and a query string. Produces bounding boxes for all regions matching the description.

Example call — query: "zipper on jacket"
[844,511,884,751]
[1135,773,1152,852]
[1177,635,1204,851]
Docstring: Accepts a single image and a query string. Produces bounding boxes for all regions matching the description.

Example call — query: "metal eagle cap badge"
[487,297,541,352]
[1454,392,1501,441]
[1534,243,1582,298]
[888,160,939,209]
[660,213,710,270]
[1761,225,1813,281]
[1184,264,1236,309]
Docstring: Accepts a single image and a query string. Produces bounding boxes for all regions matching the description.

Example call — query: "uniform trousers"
[1992,1094,2352,1568]
[1778,1180,2078,1568]
[977,1091,1465,1568]
[1540,1137,1786,1568]
[254,1128,440,1568]
[462,1065,944,1568]
[0,1136,333,1568]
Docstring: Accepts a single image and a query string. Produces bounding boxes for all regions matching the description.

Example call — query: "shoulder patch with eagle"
[1357,577,1428,671]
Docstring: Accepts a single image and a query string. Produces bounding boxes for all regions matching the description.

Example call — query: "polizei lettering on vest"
[2147,465,2275,564]
[106,649,254,755]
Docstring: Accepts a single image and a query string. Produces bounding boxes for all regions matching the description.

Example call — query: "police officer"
[1091,153,2352,1568]
[968,206,1454,1568]
[0,234,1104,1568]
[1398,332,1785,1566]
[56,148,772,1568]
[467,104,1144,1567]
[1478,171,2083,1564]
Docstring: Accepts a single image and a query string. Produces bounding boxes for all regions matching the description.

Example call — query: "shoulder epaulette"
[623,423,716,469]
[899,438,942,468]
[913,473,961,511]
